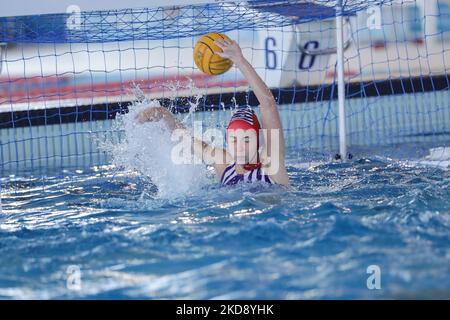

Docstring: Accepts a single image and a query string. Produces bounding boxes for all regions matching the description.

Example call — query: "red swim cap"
[226,108,261,132]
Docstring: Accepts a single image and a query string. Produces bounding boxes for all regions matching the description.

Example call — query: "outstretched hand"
[135,106,168,124]
[214,39,244,64]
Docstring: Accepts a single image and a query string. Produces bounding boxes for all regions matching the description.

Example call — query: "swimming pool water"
[1,152,449,299]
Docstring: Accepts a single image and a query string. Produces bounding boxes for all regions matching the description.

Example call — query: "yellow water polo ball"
[193,32,233,75]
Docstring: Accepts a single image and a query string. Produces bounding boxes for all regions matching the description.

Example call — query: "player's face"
[227,129,258,164]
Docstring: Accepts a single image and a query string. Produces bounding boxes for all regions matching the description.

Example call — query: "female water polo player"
[137,39,290,187]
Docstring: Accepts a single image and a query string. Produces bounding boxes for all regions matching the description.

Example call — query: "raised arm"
[215,39,289,185]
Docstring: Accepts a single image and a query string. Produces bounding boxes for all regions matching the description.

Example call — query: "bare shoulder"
[213,163,229,181]
[211,149,233,180]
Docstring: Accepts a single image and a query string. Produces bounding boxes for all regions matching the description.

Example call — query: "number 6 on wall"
[264,37,320,70]
[265,37,277,70]
[299,41,319,69]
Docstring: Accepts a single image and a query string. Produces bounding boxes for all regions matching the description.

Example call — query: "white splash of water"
[101,94,212,199]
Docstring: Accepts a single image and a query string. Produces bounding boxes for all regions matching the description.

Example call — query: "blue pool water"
[1,151,449,299]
